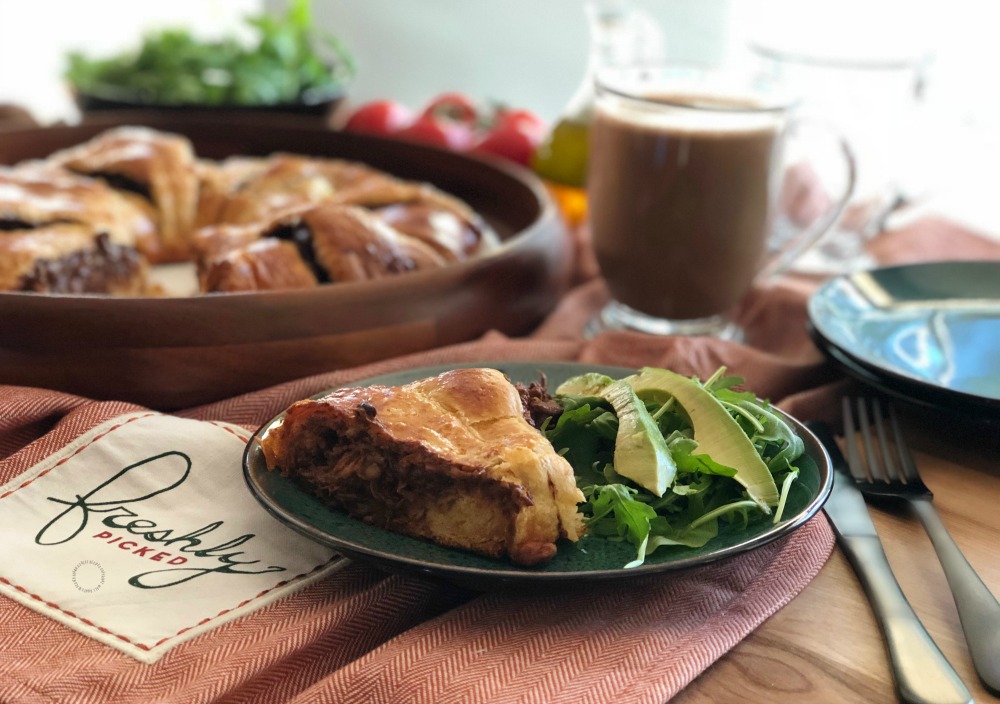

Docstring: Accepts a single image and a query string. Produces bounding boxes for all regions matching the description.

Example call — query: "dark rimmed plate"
[808,261,1000,418]
[242,361,833,590]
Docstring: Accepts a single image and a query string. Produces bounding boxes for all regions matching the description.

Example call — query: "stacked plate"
[807,261,1000,420]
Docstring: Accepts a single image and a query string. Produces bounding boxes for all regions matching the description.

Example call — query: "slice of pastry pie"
[259,367,586,566]
[0,164,157,251]
[198,238,319,292]
[196,153,498,258]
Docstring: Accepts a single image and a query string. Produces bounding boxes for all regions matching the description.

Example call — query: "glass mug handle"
[759,118,857,280]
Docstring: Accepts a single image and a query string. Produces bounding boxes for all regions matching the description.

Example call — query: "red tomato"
[396,114,473,150]
[495,107,546,141]
[470,125,539,166]
[342,100,413,135]
[421,92,479,126]
[470,107,546,166]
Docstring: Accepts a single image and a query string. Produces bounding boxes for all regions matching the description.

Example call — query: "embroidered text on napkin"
[0,412,340,663]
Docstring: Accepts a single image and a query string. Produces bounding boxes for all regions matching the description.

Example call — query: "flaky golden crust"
[6,127,496,296]
[305,204,434,282]
[260,367,586,566]
[48,126,200,262]
[329,171,477,221]
[211,155,338,226]
[0,164,156,250]
[200,239,318,292]
[193,158,261,229]
[375,202,492,263]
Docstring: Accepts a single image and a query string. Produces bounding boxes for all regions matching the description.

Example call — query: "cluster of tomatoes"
[339,93,547,168]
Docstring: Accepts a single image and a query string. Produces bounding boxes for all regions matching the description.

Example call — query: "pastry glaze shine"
[2,126,496,294]
[260,367,586,566]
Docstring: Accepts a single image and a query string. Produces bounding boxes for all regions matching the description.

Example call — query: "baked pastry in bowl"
[0,115,569,408]
[2,124,499,294]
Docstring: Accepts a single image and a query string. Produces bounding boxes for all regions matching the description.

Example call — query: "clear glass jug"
[531,0,664,226]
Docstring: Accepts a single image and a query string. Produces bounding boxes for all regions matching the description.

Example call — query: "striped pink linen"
[0,336,835,703]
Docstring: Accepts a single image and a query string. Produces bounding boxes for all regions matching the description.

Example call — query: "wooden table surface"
[674,410,1000,703]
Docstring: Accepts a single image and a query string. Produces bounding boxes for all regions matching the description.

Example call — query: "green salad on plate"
[543,366,805,568]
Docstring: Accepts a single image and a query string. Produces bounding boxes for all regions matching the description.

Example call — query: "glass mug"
[585,64,856,339]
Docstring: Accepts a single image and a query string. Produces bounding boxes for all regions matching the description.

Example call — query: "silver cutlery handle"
[910,497,1000,694]
[840,534,972,704]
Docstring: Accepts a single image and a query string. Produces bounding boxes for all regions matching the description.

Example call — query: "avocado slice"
[555,372,614,397]
[557,373,676,497]
[626,367,780,510]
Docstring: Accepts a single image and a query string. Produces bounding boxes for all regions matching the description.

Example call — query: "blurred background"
[1,0,998,233]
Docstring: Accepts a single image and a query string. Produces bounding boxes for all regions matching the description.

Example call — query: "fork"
[844,396,1000,695]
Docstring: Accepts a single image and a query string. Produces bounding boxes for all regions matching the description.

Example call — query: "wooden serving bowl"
[0,114,571,409]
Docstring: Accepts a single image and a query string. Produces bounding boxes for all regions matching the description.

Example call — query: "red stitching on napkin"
[0,413,157,499]
[1,556,340,651]
[148,558,340,648]
[0,576,138,645]
[206,421,250,444]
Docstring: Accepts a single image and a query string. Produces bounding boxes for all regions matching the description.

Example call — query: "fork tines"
[842,396,927,494]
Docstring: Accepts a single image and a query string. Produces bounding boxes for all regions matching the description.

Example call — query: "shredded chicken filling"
[279,418,529,532]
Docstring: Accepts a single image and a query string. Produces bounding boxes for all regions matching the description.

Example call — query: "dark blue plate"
[808,260,1000,417]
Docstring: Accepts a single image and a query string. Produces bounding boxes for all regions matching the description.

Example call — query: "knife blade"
[806,421,971,704]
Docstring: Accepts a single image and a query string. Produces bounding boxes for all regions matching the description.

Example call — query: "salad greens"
[544,366,804,568]
[65,0,354,107]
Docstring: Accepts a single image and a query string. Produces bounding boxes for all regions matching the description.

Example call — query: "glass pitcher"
[749,41,930,274]
[531,0,664,226]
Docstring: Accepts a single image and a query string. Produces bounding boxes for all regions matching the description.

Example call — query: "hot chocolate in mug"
[586,64,855,339]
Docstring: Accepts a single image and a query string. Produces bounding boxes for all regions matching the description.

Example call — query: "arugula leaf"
[734,399,805,471]
[546,402,616,481]
[584,484,657,547]
[666,432,738,478]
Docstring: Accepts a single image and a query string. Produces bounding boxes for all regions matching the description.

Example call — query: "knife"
[807,421,972,704]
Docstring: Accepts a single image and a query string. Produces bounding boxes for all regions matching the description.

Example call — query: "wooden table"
[674,411,1000,702]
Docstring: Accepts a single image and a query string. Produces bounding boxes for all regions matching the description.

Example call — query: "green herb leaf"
[64,0,353,106]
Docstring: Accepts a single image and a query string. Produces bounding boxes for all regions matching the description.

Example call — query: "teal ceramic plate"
[808,261,1000,417]
[243,362,832,589]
